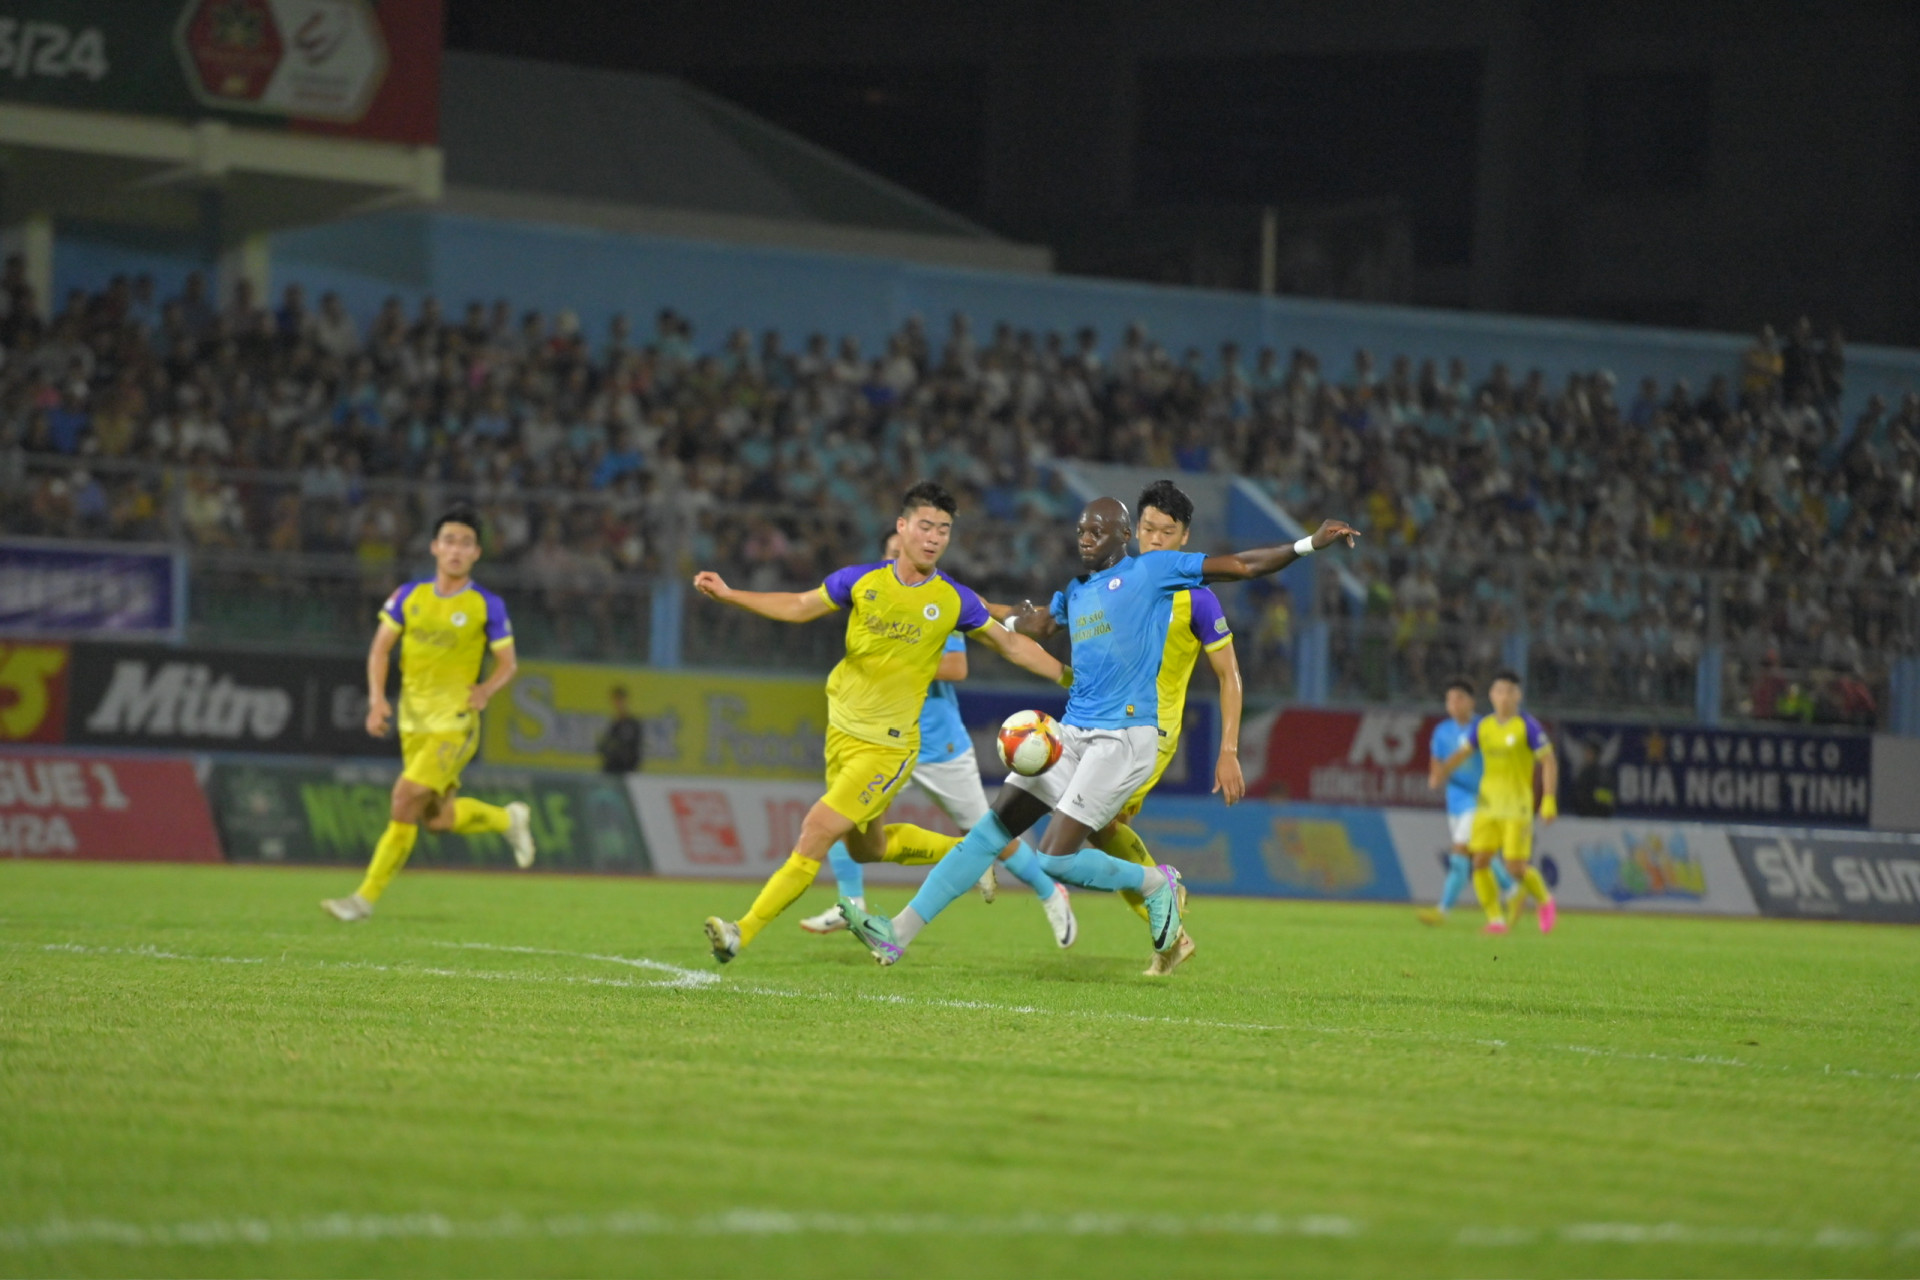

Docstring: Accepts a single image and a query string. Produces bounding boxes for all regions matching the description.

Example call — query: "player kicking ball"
[1416,677,1516,925]
[693,482,1069,964]
[800,534,1076,949]
[838,496,1358,968]
[322,506,535,922]
[1437,669,1558,934]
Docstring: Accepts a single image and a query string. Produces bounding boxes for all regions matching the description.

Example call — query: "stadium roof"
[436,53,1050,274]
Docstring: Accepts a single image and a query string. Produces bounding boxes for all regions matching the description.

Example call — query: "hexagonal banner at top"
[177,0,390,122]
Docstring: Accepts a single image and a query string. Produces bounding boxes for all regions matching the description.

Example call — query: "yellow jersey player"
[321,506,534,922]
[1088,479,1243,976]
[693,481,1068,964]
[1439,668,1558,935]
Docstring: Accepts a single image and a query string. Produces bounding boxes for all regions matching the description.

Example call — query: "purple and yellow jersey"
[818,561,991,750]
[1465,712,1552,819]
[1153,586,1232,748]
[378,579,514,734]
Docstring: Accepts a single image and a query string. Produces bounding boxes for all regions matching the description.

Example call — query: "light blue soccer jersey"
[1048,549,1208,730]
[918,633,970,764]
[1430,717,1484,818]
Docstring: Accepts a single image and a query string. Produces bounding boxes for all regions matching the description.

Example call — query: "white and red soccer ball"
[996,710,1063,776]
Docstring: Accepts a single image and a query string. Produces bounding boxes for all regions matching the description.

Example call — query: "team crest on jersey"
[1107,577,1123,590]
[1214,618,1229,634]
[865,590,877,601]
[922,603,941,620]
[451,612,468,626]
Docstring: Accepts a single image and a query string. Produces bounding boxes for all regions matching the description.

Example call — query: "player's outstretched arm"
[1206,641,1246,805]
[970,623,1069,687]
[366,620,399,738]
[1201,519,1361,582]
[691,571,835,624]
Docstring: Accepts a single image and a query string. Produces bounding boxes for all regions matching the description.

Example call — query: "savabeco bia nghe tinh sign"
[1557,722,1870,828]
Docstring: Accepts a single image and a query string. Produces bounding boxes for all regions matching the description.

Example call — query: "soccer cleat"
[1538,897,1557,934]
[977,864,998,903]
[321,894,371,922]
[1144,864,1183,953]
[1144,929,1197,976]
[1415,906,1445,926]
[799,896,863,935]
[838,896,902,966]
[1040,883,1077,949]
[1481,919,1509,935]
[505,802,537,869]
[703,916,741,965]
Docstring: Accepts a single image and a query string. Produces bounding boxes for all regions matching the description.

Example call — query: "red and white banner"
[0,750,221,861]
[1245,708,1446,808]
[626,776,961,882]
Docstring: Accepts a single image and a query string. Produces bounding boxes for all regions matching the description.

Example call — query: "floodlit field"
[1,860,1916,1279]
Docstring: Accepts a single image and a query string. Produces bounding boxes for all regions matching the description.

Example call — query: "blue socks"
[1037,847,1147,894]
[902,812,1011,927]
[998,842,1057,900]
[1439,853,1470,910]
[1492,858,1517,893]
[826,842,865,899]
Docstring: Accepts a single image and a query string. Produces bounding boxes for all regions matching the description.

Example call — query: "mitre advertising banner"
[0,541,183,641]
[0,0,442,144]
[1556,721,1871,828]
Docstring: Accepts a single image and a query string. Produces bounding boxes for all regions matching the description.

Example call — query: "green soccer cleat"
[838,895,903,966]
[1145,864,1183,954]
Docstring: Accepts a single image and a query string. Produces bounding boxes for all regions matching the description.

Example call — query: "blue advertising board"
[1556,720,1871,829]
[1127,798,1410,901]
[0,541,184,641]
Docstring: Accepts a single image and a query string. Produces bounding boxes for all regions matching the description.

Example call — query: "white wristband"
[1000,615,1020,633]
[1292,535,1316,556]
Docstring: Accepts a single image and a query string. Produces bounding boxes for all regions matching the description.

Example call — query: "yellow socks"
[1517,864,1551,902]
[1472,866,1502,921]
[736,853,821,947]
[452,797,511,835]
[1092,823,1155,922]
[356,821,419,903]
[882,824,962,867]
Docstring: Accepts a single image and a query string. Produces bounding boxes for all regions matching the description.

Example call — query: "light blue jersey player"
[1418,676,1514,924]
[839,496,1358,967]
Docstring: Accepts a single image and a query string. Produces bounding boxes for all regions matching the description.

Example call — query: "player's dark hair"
[899,480,957,518]
[1137,479,1194,528]
[432,505,482,540]
[1444,676,1476,697]
[1490,668,1524,688]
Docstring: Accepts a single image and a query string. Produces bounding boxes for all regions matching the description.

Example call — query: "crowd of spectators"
[1,257,1913,721]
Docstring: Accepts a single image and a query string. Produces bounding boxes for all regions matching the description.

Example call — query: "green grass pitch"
[2,859,1916,1279]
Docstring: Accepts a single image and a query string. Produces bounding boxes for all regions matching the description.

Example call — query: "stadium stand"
[2,262,1914,725]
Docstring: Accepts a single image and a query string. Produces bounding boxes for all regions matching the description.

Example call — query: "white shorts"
[910,747,991,832]
[1002,723,1160,831]
[1449,810,1476,847]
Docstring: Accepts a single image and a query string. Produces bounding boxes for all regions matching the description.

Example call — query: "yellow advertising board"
[482,661,828,777]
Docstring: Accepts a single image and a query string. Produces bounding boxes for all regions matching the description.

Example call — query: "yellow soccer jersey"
[378,579,515,734]
[1153,586,1233,747]
[1467,712,1552,820]
[817,561,992,750]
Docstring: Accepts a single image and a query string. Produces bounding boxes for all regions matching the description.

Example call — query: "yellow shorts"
[1470,812,1534,862]
[821,726,917,832]
[1118,737,1179,820]
[400,726,479,796]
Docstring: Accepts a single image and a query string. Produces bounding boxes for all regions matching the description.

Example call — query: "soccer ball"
[997,710,1063,777]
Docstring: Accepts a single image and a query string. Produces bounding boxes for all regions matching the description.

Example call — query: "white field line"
[12,938,1920,1083]
[1,1210,1914,1252]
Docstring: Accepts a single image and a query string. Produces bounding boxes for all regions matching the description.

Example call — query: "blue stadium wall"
[56,209,1920,416]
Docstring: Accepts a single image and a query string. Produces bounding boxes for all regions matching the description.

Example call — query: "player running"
[1416,677,1516,925]
[322,506,535,922]
[839,496,1358,968]
[1438,669,1559,934]
[799,534,1076,948]
[694,481,1069,965]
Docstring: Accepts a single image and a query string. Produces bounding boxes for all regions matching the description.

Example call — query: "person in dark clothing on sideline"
[597,686,643,774]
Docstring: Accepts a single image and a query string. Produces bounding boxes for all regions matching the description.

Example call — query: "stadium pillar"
[1293,618,1328,705]
[649,579,684,669]
[1891,654,1920,737]
[218,232,272,311]
[1501,631,1529,684]
[0,210,54,321]
[1695,645,1725,726]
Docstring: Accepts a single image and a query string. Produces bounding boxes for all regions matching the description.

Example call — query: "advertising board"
[0,748,219,861]
[1243,707,1444,807]
[0,642,69,743]
[1727,828,1920,923]
[1558,721,1871,828]
[0,541,183,641]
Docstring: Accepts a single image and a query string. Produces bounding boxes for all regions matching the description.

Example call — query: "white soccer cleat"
[321,894,372,922]
[977,864,998,903]
[800,896,863,934]
[1041,883,1076,948]
[505,801,536,869]
[1143,929,1196,977]
[704,916,742,965]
